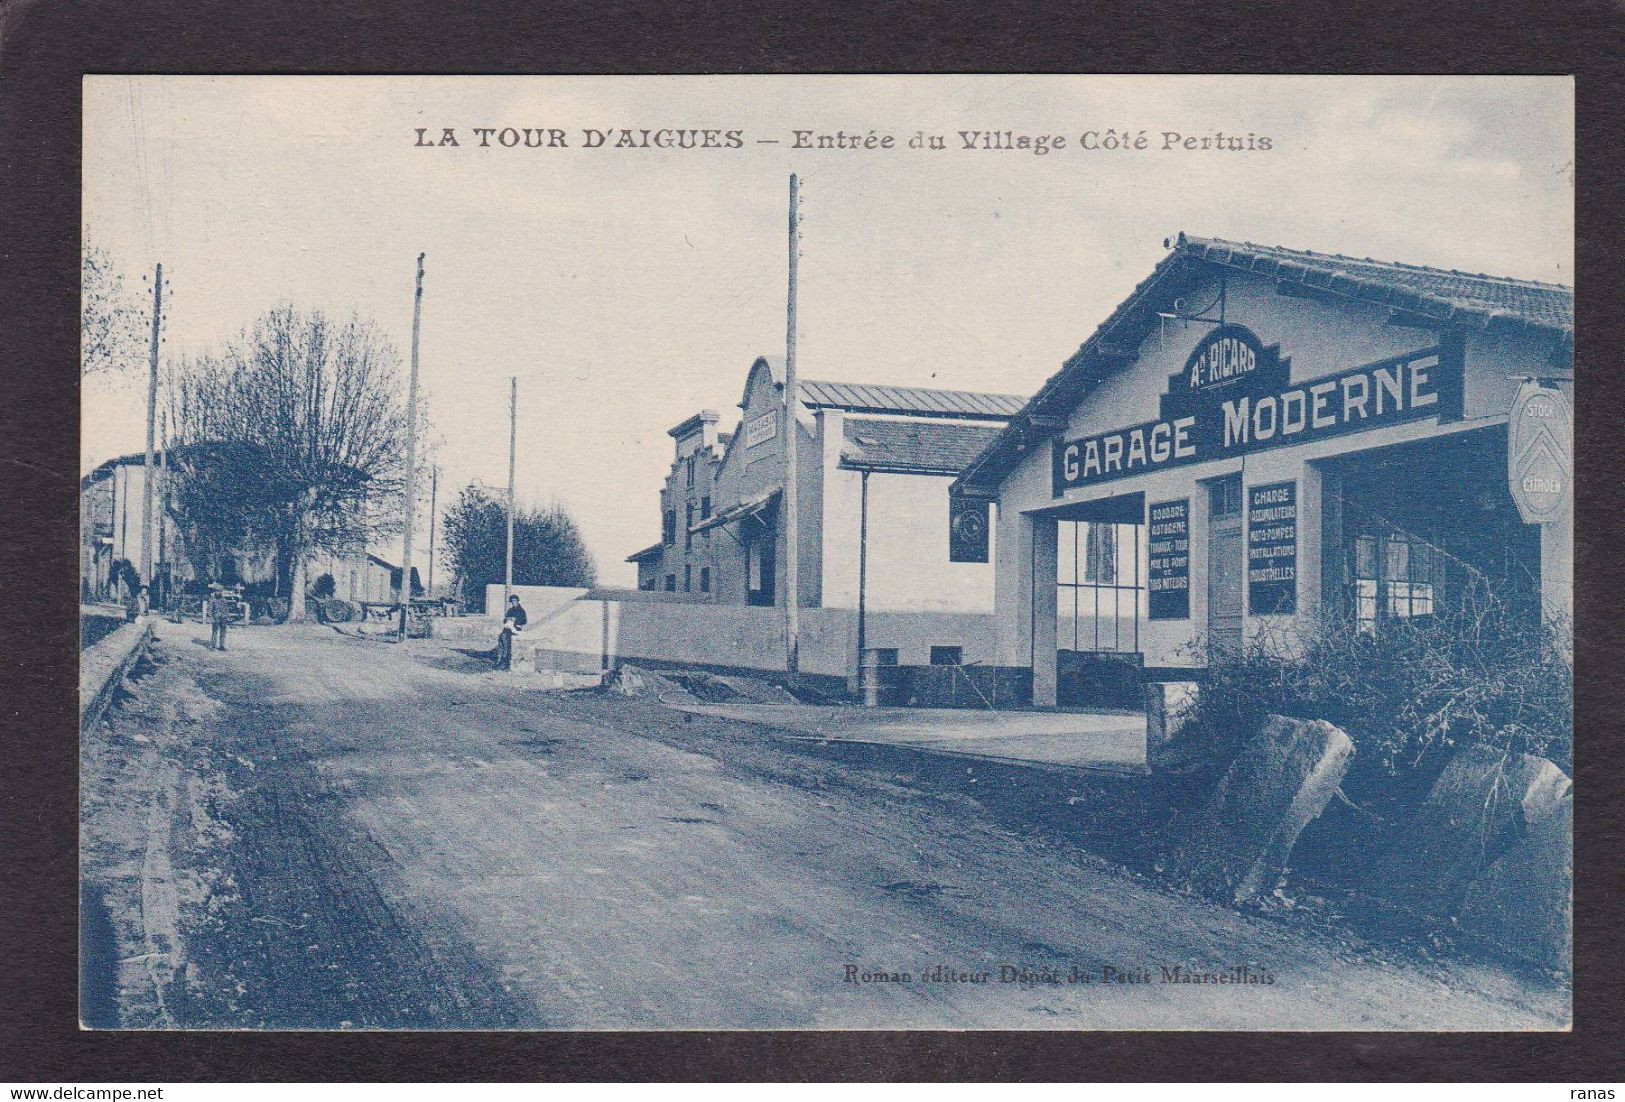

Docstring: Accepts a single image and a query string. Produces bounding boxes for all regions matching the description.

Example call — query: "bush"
[311,572,336,599]
[441,484,596,611]
[1179,580,1571,812]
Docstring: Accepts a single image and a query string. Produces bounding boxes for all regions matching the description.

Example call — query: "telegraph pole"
[140,262,163,589]
[400,253,425,623]
[505,377,517,608]
[783,174,801,678]
[157,411,168,585]
[427,465,438,597]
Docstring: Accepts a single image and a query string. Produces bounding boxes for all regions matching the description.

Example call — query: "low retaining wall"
[892,664,1031,709]
[80,617,155,732]
[511,585,995,688]
[81,609,126,651]
[481,585,590,620]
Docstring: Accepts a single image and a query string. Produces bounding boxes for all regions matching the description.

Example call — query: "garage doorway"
[1049,493,1146,708]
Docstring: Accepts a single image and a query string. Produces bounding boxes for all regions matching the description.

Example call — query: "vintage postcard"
[78,74,1573,1031]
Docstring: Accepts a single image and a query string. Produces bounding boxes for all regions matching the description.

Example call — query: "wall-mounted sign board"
[1052,326,1464,496]
[745,411,778,448]
[1146,497,1190,620]
[1247,480,1297,616]
[948,494,991,563]
[1507,381,1572,525]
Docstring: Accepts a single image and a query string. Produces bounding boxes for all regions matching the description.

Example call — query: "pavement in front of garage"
[670,702,1149,773]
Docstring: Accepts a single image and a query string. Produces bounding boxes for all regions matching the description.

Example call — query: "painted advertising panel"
[1146,497,1190,620]
[1247,480,1297,615]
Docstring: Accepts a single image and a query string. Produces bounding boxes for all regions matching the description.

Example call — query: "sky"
[82,75,1573,587]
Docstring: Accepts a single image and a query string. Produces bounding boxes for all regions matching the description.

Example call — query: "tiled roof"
[1179,234,1572,332]
[953,233,1574,496]
[81,441,251,487]
[841,418,1005,475]
[800,379,1026,420]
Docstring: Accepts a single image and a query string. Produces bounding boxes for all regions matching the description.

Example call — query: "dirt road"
[80,621,1568,1030]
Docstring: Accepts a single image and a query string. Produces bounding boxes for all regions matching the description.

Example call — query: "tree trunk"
[284,491,319,623]
[287,549,309,622]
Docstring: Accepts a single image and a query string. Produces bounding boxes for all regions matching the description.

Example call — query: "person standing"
[209,584,235,651]
[497,594,527,669]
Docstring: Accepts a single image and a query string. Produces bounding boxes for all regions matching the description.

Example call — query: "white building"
[952,234,1573,709]
[627,356,1025,667]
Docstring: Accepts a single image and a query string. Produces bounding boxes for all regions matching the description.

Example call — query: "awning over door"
[689,488,781,534]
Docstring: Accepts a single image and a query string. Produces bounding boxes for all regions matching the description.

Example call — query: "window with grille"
[1348,529,1441,635]
[1057,519,1147,653]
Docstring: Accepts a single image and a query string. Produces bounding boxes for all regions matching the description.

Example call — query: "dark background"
[3,0,1622,1081]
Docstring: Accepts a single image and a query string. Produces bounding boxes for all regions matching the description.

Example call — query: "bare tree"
[81,237,146,378]
[170,307,413,619]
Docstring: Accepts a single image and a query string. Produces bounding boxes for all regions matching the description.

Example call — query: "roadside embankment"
[80,616,155,732]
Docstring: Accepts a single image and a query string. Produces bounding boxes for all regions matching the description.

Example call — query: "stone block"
[1460,795,1571,975]
[1166,714,1354,905]
[1367,743,1571,922]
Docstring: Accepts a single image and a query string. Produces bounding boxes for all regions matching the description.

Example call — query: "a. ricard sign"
[1185,324,1261,390]
[1052,325,1464,495]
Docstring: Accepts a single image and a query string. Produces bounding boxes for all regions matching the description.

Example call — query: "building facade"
[80,452,183,602]
[629,356,1024,629]
[81,448,408,606]
[953,234,1574,709]
[628,410,731,596]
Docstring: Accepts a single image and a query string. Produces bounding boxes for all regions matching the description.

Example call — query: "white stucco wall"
[819,460,997,614]
[520,590,995,682]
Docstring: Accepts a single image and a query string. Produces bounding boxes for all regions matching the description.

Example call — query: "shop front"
[953,234,1573,710]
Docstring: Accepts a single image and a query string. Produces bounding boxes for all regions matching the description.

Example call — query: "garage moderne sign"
[1052,325,1464,495]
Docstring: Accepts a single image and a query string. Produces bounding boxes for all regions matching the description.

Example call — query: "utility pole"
[783,174,801,678]
[400,253,425,625]
[427,465,438,597]
[157,411,168,588]
[856,469,869,702]
[140,262,163,589]
[505,377,517,608]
